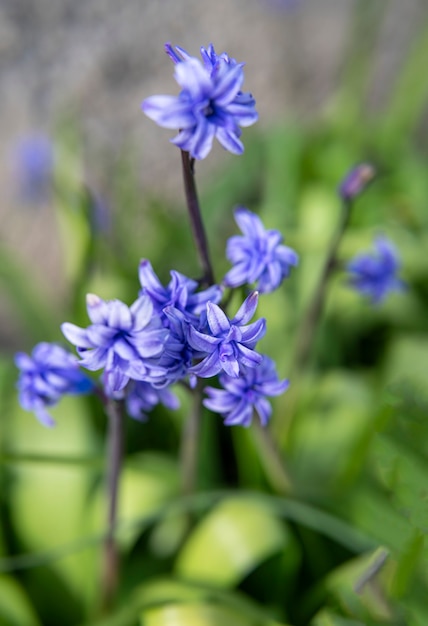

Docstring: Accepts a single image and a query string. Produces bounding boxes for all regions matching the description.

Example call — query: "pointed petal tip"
[86,293,102,307]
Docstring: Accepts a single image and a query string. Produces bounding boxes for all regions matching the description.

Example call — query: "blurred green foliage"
[1,5,428,625]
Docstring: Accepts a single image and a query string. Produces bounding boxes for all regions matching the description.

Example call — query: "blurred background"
[2,1,428,625]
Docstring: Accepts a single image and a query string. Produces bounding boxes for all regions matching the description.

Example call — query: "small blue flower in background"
[223,207,298,293]
[61,294,169,396]
[15,342,94,427]
[142,43,258,160]
[347,236,406,304]
[12,134,54,205]
[204,356,289,427]
[188,291,266,378]
[125,380,180,422]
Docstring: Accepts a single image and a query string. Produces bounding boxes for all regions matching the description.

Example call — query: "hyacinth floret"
[139,259,222,324]
[188,291,266,379]
[347,236,406,304]
[61,294,169,396]
[15,342,94,427]
[125,380,180,422]
[223,207,299,293]
[142,42,258,160]
[204,356,289,427]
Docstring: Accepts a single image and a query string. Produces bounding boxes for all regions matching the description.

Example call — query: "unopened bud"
[339,163,376,201]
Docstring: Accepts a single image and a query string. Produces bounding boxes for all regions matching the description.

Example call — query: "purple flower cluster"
[61,294,169,396]
[347,236,405,304]
[204,357,289,427]
[15,343,93,427]
[142,43,258,160]
[223,207,298,293]
[15,259,285,427]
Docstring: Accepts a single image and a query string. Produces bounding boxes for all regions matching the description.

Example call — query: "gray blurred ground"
[0,0,427,346]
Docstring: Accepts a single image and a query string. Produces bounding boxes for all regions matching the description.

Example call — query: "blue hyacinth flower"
[223,207,298,293]
[142,43,258,160]
[15,342,94,427]
[125,380,180,422]
[138,259,222,324]
[204,356,289,427]
[188,291,266,379]
[347,236,406,304]
[61,294,169,396]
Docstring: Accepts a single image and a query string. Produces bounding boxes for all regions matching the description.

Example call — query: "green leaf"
[141,602,258,626]
[8,395,98,605]
[175,496,293,587]
[0,575,42,626]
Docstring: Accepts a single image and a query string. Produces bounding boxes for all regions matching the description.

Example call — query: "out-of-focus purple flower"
[142,43,258,160]
[188,291,266,379]
[61,294,169,396]
[125,380,180,421]
[12,134,54,205]
[223,207,298,293]
[15,342,94,427]
[347,236,406,304]
[138,259,222,324]
[339,163,376,202]
[204,356,289,427]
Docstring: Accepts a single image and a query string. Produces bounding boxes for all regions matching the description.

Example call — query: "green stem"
[100,398,124,612]
[252,420,293,495]
[276,200,352,442]
[180,380,204,497]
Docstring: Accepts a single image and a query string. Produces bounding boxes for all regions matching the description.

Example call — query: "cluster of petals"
[61,294,169,396]
[223,207,299,293]
[139,260,223,385]
[142,43,258,160]
[15,342,93,427]
[139,259,222,323]
[188,291,266,379]
[203,356,289,427]
[347,236,406,304]
[125,380,180,422]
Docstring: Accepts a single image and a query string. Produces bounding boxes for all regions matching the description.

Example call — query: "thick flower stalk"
[142,43,258,160]
[223,207,299,293]
[188,291,266,378]
[204,356,289,427]
[61,294,169,396]
[347,236,406,304]
[15,342,94,427]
